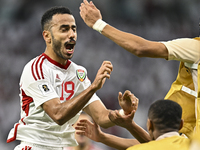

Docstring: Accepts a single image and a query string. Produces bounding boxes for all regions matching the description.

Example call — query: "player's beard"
[51,33,73,60]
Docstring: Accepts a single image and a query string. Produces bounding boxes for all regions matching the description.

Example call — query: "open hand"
[75,119,102,142]
[80,0,102,28]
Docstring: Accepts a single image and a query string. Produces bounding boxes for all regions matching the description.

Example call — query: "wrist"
[92,19,107,33]
[98,130,107,143]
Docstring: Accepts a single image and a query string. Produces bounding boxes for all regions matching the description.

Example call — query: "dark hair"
[41,6,72,31]
[148,99,182,131]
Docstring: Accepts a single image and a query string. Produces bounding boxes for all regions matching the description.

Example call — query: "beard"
[51,33,72,60]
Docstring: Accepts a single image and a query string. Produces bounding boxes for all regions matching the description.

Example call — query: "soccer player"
[7,6,136,150]
[79,0,200,138]
[75,99,191,150]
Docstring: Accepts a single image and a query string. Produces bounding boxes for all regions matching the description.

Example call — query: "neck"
[153,129,179,140]
[44,48,68,66]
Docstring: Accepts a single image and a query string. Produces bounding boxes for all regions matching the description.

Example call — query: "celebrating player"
[7,6,137,150]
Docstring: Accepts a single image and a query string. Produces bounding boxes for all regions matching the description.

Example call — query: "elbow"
[53,114,66,126]
[125,44,147,57]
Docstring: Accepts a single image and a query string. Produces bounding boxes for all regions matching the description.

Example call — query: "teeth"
[67,49,73,51]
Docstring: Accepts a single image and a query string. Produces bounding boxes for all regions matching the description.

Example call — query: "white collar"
[156,132,180,141]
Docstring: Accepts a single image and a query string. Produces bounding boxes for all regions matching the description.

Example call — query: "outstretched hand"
[91,61,113,91]
[80,0,102,28]
[118,90,139,115]
[109,109,136,129]
[75,119,102,142]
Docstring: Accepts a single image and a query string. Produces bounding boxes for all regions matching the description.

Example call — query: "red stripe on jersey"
[21,89,33,116]
[40,56,45,79]
[35,55,43,80]
[21,118,26,125]
[31,55,45,80]
[6,123,20,143]
[31,59,37,80]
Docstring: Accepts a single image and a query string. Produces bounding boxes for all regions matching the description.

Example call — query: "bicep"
[140,41,168,58]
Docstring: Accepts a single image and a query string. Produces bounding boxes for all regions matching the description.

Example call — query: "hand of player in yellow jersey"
[75,119,103,142]
[80,0,102,28]
[108,91,139,128]
[119,90,139,115]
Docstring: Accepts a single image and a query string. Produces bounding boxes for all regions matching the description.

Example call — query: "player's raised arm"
[79,0,168,58]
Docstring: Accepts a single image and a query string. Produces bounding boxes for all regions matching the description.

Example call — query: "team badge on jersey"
[76,69,86,82]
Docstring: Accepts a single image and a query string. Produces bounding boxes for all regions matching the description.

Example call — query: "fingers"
[99,61,113,79]
[122,90,132,99]
[118,92,122,102]
[83,0,89,5]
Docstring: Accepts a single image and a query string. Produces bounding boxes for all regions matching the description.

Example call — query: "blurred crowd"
[0,0,199,149]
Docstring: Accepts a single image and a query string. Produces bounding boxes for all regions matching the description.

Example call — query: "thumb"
[118,92,122,101]
[128,110,136,119]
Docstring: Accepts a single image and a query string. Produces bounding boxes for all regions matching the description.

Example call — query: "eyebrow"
[60,24,76,29]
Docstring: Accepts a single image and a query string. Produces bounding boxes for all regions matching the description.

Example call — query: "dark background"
[0,0,199,149]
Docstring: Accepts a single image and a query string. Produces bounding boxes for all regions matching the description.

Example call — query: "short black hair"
[41,6,72,31]
[148,99,182,131]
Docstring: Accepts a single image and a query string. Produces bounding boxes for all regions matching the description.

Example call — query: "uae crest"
[76,69,86,82]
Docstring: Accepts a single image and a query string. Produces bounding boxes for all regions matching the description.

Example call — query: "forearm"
[99,132,140,150]
[84,101,115,128]
[125,121,151,143]
[44,85,97,125]
[101,25,167,58]
[97,110,115,128]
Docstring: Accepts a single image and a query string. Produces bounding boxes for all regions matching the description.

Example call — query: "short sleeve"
[161,38,200,63]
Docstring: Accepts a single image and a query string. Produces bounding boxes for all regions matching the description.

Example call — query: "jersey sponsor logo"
[76,69,86,82]
[56,74,61,80]
[38,83,54,95]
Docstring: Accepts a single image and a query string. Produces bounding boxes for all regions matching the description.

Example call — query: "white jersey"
[7,53,100,148]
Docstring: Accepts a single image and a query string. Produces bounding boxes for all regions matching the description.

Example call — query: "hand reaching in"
[108,109,136,129]
[118,90,139,115]
[75,119,103,142]
[80,0,102,28]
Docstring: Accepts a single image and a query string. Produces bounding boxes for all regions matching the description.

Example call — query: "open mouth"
[65,43,75,50]
[65,40,76,51]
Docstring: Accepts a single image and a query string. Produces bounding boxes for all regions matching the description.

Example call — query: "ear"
[179,119,184,130]
[42,30,51,43]
[147,119,154,132]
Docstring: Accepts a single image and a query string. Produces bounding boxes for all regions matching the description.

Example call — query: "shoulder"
[70,62,88,76]
[163,38,200,46]
[70,61,87,71]
[127,136,190,150]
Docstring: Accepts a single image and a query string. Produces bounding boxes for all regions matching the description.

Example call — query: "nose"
[69,28,75,39]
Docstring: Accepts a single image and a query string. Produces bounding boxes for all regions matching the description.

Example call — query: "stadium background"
[0,0,199,149]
